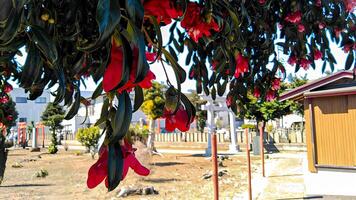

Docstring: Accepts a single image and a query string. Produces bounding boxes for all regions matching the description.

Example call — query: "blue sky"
[13,24,348,93]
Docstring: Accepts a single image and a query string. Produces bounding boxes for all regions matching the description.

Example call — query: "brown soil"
[0,147,262,200]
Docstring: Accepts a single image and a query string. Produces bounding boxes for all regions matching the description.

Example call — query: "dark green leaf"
[133,86,143,112]
[64,90,81,120]
[345,51,354,70]
[107,143,123,191]
[30,26,58,65]
[125,0,144,28]
[92,82,103,99]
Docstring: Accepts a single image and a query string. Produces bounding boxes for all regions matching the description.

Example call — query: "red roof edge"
[279,70,354,101]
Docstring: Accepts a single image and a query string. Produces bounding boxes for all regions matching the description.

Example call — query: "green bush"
[126,124,149,143]
[48,143,58,154]
[76,126,101,158]
[241,124,256,130]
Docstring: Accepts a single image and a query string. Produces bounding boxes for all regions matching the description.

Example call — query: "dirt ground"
[0,146,264,200]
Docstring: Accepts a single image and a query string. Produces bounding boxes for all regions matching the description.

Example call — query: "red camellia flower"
[343,43,355,53]
[297,24,305,33]
[313,49,323,60]
[0,95,9,104]
[226,95,233,107]
[285,11,302,24]
[259,0,266,4]
[300,58,312,70]
[318,22,326,29]
[287,55,298,66]
[334,28,342,38]
[266,90,275,102]
[344,0,356,12]
[164,105,194,132]
[234,53,249,78]
[181,2,220,42]
[3,83,13,93]
[278,23,284,30]
[87,140,150,189]
[103,43,156,93]
[271,78,281,91]
[144,0,182,25]
[253,87,261,98]
[145,52,157,62]
[6,115,13,121]
[316,0,322,7]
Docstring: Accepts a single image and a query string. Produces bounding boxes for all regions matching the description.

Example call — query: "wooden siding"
[311,95,356,168]
[304,99,317,172]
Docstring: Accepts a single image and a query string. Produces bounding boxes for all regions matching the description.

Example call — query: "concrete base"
[303,157,356,196]
[228,144,240,154]
[30,147,40,152]
[204,148,211,157]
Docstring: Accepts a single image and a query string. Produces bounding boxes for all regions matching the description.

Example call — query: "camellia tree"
[0,83,18,185]
[0,0,355,191]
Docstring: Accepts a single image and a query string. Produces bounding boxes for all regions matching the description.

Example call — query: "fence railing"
[155,128,305,144]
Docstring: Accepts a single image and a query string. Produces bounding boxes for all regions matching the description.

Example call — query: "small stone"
[12,162,23,168]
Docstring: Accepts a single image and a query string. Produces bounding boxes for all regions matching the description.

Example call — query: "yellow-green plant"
[76,126,101,159]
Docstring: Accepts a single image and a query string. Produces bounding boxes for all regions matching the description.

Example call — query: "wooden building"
[280,71,356,196]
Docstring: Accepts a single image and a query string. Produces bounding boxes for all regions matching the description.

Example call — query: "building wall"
[305,95,356,172]
[9,88,51,124]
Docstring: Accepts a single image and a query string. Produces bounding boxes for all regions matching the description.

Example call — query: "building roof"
[279,70,355,102]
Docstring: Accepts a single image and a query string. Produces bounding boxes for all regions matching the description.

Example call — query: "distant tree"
[140,82,165,151]
[41,103,65,154]
[239,75,308,135]
[187,91,207,133]
[0,97,18,185]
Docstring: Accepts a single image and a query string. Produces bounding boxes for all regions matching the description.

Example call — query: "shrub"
[48,143,58,154]
[76,126,101,159]
[241,124,256,130]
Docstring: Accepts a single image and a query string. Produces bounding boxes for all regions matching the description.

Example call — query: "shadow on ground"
[0,183,54,188]
[143,178,180,183]
[151,162,185,167]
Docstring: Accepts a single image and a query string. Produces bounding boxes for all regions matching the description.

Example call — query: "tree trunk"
[0,134,8,185]
[146,119,156,152]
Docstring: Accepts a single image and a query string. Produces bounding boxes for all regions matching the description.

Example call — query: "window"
[35,97,47,104]
[19,118,27,122]
[16,97,27,103]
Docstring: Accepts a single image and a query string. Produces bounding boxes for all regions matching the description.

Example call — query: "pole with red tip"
[260,126,265,177]
[245,128,252,200]
[211,133,219,200]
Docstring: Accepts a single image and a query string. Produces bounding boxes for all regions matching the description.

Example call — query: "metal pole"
[211,133,219,200]
[42,126,45,148]
[260,126,265,177]
[245,128,252,200]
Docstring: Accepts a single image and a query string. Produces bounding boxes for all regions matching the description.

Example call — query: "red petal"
[87,148,108,189]
[103,45,124,92]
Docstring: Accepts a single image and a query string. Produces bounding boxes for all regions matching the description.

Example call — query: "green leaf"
[133,86,143,112]
[127,21,149,83]
[19,43,42,88]
[95,98,110,126]
[30,26,58,65]
[148,15,163,61]
[345,51,354,70]
[162,48,186,92]
[211,86,216,101]
[79,0,121,51]
[111,92,126,142]
[0,1,24,45]
[64,90,81,120]
[125,0,144,28]
[92,82,103,99]
[321,61,327,74]
[107,143,124,191]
